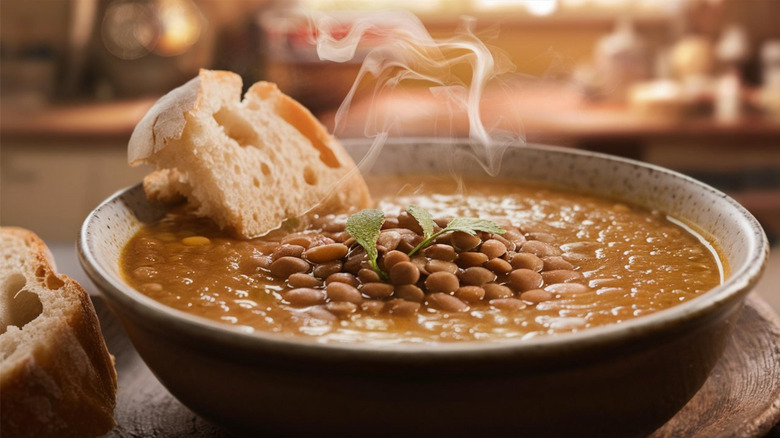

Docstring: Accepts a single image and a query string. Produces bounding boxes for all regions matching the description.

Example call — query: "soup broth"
[120,176,723,344]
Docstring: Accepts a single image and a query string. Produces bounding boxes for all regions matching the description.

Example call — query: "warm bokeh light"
[101,0,203,60]
[155,0,203,56]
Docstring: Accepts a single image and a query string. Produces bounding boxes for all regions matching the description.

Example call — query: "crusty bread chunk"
[1,227,117,437]
[128,69,372,238]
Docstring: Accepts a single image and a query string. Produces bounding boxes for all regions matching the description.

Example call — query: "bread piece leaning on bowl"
[128,69,373,238]
[1,227,117,438]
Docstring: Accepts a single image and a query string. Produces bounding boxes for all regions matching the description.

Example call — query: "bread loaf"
[1,227,117,437]
[128,69,372,238]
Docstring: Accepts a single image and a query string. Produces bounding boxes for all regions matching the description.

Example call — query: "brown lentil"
[304,243,349,263]
[326,282,363,304]
[288,273,323,289]
[456,251,489,269]
[521,289,555,303]
[521,240,562,257]
[270,256,310,278]
[383,250,410,271]
[526,232,555,243]
[313,261,343,279]
[489,298,527,311]
[241,253,272,273]
[325,301,358,317]
[385,299,421,317]
[251,254,273,271]
[507,269,544,292]
[272,244,305,261]
[423,244,457,262]
[451,231,481,251]
[397,211,424,234]
[325,272,359,287]
[342,252,368,274]
[491,234,516,252]
[479,239,506,259]
[510,253,544,271]
[542,256,574,271]
[410,256,430,275]
[454,286,485,304]
[541,270,583,284]
[396,234,418,253]
[271,243,305,261]
[433,233,453,245]
[459,267,495,286]
[281,235,312,248]
[433,217,451,228]
[504,228,526,245]
[484,258,513,274]
[283,288,326,307]
[357,268,381,284]
[377,231,402,251]
[361,282,395,299]
[389,261,421,286]
[545,283,589,294]
[427,293,469,312]
[381,217,400,229]
[394,284,425,302]
[425,259,459,275]
[483,283,514,300]
[425,272,460,293]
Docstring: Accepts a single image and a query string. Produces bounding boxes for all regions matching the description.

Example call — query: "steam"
[305,9,523,176]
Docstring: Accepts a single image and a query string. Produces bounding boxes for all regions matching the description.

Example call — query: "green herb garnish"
[406,205,435,239]
[345,209,387,279]
[407,209,506,257]
[345,206,506,275]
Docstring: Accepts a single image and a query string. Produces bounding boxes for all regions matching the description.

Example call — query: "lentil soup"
[120,176,724,344]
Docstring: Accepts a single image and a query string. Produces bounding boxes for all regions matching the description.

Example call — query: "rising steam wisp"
[307,9,523,176]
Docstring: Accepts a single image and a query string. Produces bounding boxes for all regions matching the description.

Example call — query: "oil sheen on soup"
[121,176,724,344]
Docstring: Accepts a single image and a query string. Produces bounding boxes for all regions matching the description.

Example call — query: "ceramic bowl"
[79,139,768,437]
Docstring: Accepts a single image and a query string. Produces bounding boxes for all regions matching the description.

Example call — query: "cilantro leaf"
[345,209,386,278]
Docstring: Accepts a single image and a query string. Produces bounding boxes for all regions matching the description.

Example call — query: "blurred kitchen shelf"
[1,97,157,142]
[317,84,780,145]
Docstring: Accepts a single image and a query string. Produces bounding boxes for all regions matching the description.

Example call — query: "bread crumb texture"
[1,227,117,438]
[129,69,372,238]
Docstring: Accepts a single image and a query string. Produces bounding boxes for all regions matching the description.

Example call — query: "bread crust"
[128,69,372,238]
[1,227,117,437]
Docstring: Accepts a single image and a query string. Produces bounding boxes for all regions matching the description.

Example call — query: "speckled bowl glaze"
[79,140,768,437]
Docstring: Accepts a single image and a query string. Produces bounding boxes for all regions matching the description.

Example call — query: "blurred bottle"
[594,19,649,101]
[759,40,780,118]
[714,24,750,122]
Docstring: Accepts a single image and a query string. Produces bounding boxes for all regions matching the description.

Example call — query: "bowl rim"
[78,139,770,358]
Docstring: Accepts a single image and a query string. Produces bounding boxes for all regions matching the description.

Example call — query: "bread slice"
[128,69,372,238]
[1,227,117,437]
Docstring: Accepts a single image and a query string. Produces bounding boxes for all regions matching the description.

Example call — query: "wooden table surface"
[95,294,780,437]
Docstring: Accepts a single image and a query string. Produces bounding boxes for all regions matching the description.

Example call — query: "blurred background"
[1,0,778,308]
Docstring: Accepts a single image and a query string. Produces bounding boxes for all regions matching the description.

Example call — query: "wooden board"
[96,294,780,437]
